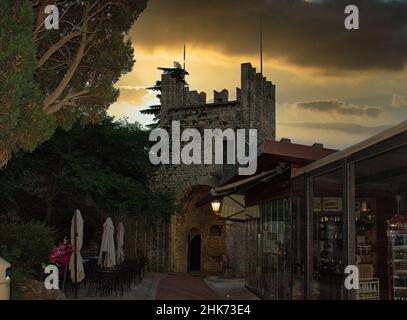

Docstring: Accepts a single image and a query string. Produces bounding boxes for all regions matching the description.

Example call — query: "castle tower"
[160,63,275,141]
[240,63,276,142]
[150,63,276,274]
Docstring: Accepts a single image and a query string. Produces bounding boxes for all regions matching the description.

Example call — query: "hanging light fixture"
[361,202,369,213]
[211,199,222,215]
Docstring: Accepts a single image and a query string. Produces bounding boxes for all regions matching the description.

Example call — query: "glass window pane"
[260,198,292,299]
[355,144,407,300]
[292,176,305,299]
[312,168,344,300]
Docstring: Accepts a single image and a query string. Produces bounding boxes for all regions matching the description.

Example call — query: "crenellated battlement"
[214,89,229,103]
[160,62,275,142]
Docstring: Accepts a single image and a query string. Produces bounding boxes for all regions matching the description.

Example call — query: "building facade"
[211,121,407,300]
[208,139,336,298]
[149,62,276,273]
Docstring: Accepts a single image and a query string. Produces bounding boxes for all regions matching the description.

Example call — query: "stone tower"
[148,62,276,273]
[155,62,276,195]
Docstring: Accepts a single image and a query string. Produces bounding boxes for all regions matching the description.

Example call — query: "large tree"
[0,0,147,167]
[0,117,174,226]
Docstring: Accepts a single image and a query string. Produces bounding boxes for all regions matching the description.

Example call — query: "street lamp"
[211,199,222,215]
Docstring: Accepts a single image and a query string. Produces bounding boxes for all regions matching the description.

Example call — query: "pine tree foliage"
[0,0,148,167]
[141,62,188,129]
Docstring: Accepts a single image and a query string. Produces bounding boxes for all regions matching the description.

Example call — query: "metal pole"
[74,210,78,298]
[183,44,186,71]
[260,16,263,75]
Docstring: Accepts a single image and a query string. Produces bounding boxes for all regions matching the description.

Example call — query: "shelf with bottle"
[392,233,407,247]
[393,274,407,287]
[394,270,407,274]
[393,287,407,300]
[318,215,342,223]
[357,278,380,300]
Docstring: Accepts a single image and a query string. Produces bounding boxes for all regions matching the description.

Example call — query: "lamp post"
[211,199,222,216]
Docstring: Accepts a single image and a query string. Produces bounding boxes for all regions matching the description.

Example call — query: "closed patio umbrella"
[69,210,85,286]
[116,222,125,265]
[98,217,116,268]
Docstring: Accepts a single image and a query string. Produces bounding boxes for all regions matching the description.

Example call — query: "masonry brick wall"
[170,185,227,273]
[148,62,276,273]
[118,215,170,272]
[225,221,247,277]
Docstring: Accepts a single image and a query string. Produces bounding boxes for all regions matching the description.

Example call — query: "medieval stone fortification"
[137,63,276,274]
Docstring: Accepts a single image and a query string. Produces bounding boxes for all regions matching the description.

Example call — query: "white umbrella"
[69,209,85,283]
[98,217,116,268]
[116,222,125,265]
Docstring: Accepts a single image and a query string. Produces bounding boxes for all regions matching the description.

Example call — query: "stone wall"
[224,221,247,277]
[148,62,276,273]
[114,214,170,272]
[155,62,276,197]
[170,185,227,273]
[240,63,276,142]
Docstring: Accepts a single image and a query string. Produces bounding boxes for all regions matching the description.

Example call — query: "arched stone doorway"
[188,233,201,271]
[170,185,227,273]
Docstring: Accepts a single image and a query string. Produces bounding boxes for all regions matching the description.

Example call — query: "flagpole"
[182,30,186,106]
[260,16,263,75]
[183,44,186,71]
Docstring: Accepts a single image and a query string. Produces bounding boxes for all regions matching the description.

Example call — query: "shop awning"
[195,162,289,208]
[292,120,407,178]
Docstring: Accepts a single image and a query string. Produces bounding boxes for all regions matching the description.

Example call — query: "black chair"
[84,257,99,294]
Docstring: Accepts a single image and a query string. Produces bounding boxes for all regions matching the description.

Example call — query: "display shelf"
[357,278,379,300]
[387,215,407,300]
[393,270,407,274]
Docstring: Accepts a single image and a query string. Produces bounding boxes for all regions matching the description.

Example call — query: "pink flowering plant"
[49,238,74,267]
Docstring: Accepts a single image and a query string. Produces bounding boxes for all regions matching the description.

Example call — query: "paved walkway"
[69,272,259,300]
[155,273,259,300]
[156,274,221,300]
[72,272,166,300]
[205,276,260,300]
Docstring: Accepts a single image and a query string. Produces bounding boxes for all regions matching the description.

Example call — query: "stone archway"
[188,233,201,271]
[170,185,226,273]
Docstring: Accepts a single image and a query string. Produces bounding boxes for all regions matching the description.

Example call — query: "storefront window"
[355,144,407,300]
[311,168,344,300]
[261,198,291,299]
[292,176,306,299]
[245,205,262,295]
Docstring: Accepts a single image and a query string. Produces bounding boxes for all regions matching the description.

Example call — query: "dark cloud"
[279,122,391,134]
[133,0,407,73]
[295,100,382,117]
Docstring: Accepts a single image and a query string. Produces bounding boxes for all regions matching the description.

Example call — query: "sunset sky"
[108,0,407,149]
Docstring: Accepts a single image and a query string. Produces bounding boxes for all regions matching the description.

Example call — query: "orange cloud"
[117,86,150,105]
